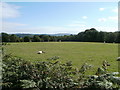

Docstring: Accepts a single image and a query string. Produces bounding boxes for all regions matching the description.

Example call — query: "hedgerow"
[2,54,120,89]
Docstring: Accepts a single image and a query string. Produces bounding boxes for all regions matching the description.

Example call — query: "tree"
[19,37,24,42]
[32,35,41,42]
[50,36,58,42]
[23,36,31,42]
[2,33,10,42]
[114,31,120,43]
[77,32,84,41]
[104,32,115,43]
[10,34,20,42]
[97,31,105,42]
[40,35,50,42]
[81,28,98,42]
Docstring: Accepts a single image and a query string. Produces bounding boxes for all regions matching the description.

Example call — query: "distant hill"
[49,33,72,36]
[15,34,34,37]
[14,33,72,37]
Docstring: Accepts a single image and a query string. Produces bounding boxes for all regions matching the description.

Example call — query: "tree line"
[1,28,120,43]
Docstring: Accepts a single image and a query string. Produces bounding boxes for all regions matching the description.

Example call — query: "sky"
[0,2,118,34]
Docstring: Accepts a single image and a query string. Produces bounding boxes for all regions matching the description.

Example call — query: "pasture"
[4,42,118,74]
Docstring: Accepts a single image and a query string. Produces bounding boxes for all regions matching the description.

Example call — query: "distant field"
[4,42,118,74]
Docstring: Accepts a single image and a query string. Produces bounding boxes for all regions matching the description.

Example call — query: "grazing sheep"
[116,57,120,61]
[37,51,45,54]
[42,51,45,53]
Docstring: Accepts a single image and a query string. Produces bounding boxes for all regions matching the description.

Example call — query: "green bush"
[2,54,120,89]
[2,54,33,89]
[2,54,81,89]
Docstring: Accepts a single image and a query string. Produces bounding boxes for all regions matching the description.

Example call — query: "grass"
[4,42,118,74]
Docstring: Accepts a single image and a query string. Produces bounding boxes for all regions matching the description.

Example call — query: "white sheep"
[37,51,45,54]
[117,57,120,61]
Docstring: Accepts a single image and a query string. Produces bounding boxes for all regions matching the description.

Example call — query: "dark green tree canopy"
[10,34,19,42]
[32,35,41,42]
[1,28,120,43]
[2,33,10,42]
[23,36,31,42]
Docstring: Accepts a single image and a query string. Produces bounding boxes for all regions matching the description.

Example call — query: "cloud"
[72,21,86,24]
[98,16,117,23]
[82,25,117,32]
[67,21,86,27]
[1,24,86,34]
[94,26,118,32]
[99,7,118,13]
[0,2,21,18]
[98,18,107,22]
[111,7,118,13]
[67,23,85,27]
[2,24,118,34]
[1,22,27,32]
[82,16,88,19]
[99,8,105,11]
[1,19,85,34]
[108,16,117,21]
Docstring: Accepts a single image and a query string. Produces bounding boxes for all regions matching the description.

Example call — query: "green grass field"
[4,42,118,74]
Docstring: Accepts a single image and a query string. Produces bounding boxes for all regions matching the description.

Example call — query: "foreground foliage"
[2,54,120,89]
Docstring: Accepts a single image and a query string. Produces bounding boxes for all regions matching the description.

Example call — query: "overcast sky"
[0,2,118,34]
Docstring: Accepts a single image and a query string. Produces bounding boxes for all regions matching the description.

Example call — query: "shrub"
[2,54,33,89]
[2,54,81,89]
[2,54,120,89]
